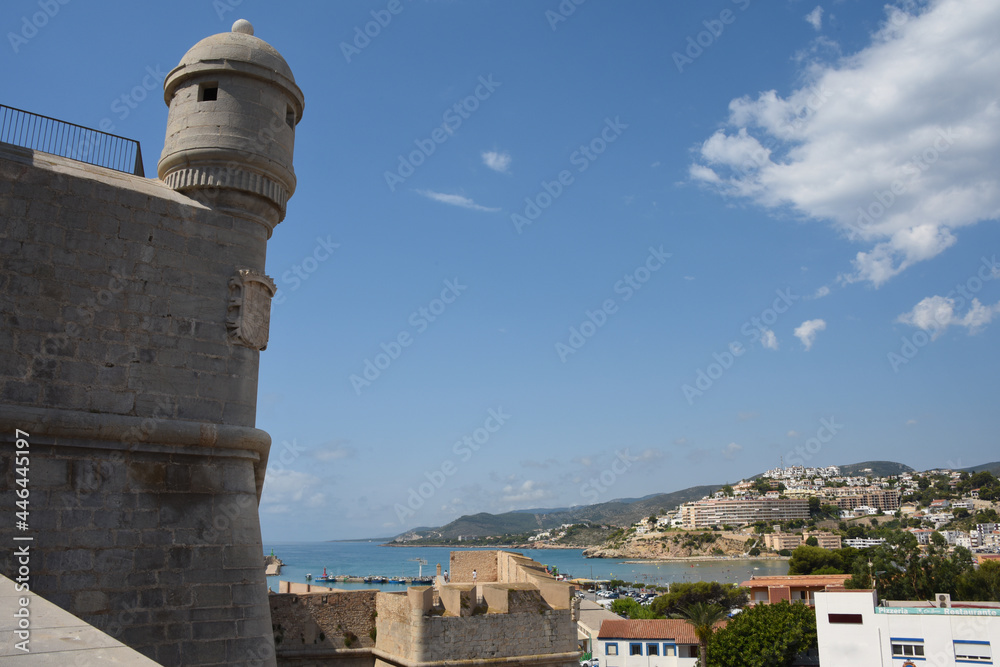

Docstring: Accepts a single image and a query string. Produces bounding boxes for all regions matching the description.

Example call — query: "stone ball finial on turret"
[157,20,304,235]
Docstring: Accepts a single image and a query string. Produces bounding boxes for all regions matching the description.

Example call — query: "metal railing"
[0,104,144,176]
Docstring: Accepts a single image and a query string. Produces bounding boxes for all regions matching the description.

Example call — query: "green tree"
[787,545,846,575]
[676,602,728,667]
[706,601,817,667]
[611,597,661,619]
[957,560,1000,601]
[721,484,734,497]
[805,536,819,547]
[650,581,748,618]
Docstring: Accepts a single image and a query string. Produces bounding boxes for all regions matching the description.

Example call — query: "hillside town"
[550,466,1000,561]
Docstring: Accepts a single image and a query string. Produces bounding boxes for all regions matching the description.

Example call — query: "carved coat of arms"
[227,269,276,350]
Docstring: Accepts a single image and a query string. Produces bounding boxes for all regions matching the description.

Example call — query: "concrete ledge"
[0,403,271,498]
[0,573,161,665]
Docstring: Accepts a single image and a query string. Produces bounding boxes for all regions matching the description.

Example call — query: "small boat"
[305,573,312,581]
[315,567,333,582]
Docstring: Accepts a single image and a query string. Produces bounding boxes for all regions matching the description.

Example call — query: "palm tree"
[676,601,728,667]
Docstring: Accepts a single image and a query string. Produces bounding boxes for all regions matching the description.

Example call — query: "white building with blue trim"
[597,619,722,666]
[816,590,1000,666]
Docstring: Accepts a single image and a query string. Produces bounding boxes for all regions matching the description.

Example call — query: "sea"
[260,541,789,593]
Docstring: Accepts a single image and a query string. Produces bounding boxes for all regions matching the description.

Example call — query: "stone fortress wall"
[0,144,276,667]
[269,551,581,667]
[0,18,303,667]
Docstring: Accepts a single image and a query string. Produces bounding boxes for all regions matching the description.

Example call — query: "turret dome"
[157,20,304,234]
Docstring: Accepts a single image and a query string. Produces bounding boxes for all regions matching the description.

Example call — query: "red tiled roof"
[741,574,851,588]
[597,619,726,643]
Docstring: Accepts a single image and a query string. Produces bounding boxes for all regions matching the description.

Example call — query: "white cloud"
[314,441,356,462]
[690,0,1000,287]
[761,328,779,350]
[416,190,500,212]
[673,437,688,446]
[481,150,511,173]
[805,6,824,31]
[813,286,831,299]
[723,442,743,460]
[897,295,1000,338]
[261,469,323,511]
[634,448,664,462]
[787,430,800,437]
[794,319,827,350]
[906,419,918,426]
[500,479,550,504]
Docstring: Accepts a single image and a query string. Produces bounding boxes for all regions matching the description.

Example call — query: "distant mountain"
[385,459,972,542]
[960,461,1000,477]
[390,484,719,541]
[838,461,914,477]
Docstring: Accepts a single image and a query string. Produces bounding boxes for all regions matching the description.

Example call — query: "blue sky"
[5,0,1000,540]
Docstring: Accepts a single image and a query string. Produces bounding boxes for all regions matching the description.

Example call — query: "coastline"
[619,555,790,563]
[381,542,789,564]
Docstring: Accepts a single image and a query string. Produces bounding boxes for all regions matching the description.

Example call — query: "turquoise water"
[261,541,788,593]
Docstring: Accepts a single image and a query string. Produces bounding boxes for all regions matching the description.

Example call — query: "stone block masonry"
[269,552,580,667]
[1,17,304,667]
[0,146,278,666]
[449,549,499,583]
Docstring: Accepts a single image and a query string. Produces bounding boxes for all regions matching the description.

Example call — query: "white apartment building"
[815,590,1000,667]
[843,537,886,549]
[678,498,809,528]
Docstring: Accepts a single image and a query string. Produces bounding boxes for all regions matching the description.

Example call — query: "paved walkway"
[0,573,160,665]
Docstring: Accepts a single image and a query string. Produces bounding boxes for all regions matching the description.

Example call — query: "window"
[664,644,676,656]
[954,640,992,663]
[198,83,218,102]
[605,643,618,656]
[828,613,864,624]
[647,643,659,656]
[630,643,643,656]
[285,105,295,129]
[891,638,925,659]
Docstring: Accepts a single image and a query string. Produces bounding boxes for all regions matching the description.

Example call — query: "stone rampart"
[449,549,499,583]
[0,146,275,666]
